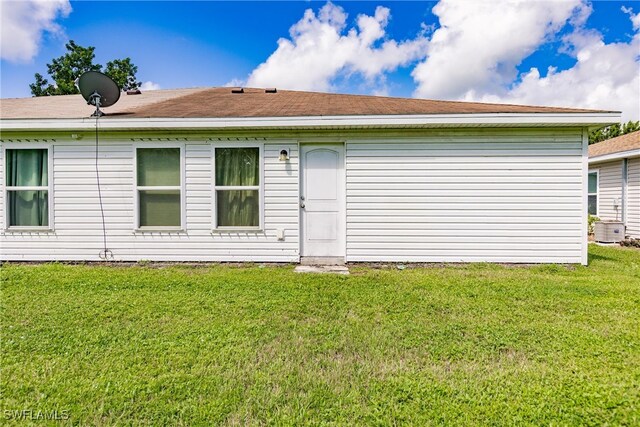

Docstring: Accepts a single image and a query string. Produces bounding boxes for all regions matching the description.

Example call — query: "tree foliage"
[589,120,640,144]
[30,40,140,96]
[104,58,141,92]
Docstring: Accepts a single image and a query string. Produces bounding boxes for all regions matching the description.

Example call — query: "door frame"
[298,142,347,262]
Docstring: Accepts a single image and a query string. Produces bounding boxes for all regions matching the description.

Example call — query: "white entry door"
[300,144,345,258]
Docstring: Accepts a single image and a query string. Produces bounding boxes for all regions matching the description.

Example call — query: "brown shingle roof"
[589,130,640,158]
[0,87,611,120]
[131,87,611,118]
[0,88,204,120]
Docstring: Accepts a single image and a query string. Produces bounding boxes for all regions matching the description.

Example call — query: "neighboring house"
[0,88,618,264]
[588,130,640,239]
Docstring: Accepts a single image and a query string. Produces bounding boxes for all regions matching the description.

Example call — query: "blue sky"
[1,1,639,119]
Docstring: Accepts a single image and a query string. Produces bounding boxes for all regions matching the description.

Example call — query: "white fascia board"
[0,112,620,131]
[589,149,640,164]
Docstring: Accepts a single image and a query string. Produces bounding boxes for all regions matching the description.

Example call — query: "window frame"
[133,143,185,231]
[588,169,599,217]
[211,142,264,231]
[3,144,54,232]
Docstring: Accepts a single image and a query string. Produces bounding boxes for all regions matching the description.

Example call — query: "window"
[214,147,260,228]
[588,171,598,216]
[136,147,182,228]
[5,148,50,228]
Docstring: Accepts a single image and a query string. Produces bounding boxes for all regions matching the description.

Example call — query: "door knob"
[300,202,305,208]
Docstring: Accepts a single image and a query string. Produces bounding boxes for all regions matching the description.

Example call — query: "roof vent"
[127,89,141,95]
[265,88,277,93]
[231,87,244,94]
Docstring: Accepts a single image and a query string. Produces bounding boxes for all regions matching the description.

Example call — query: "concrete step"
[294,265,349,275]
[300,257,345,266]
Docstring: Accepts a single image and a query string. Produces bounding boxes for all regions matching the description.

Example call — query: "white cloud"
[411,0,640,121]
[476,27,640,121]
[246,2,427,92]
[140,81,161,91]
[622,6,640,31]
[0,0,71,63]
[223,78,245,88]
[412,0,584,99]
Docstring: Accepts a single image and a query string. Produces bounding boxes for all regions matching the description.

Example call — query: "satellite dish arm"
[89,91,103,117]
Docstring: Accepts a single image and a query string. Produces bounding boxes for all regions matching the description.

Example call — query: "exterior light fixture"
[279,149,289,161]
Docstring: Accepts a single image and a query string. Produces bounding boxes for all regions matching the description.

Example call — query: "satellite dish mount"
[88,91,105,117]
[77,71,121,117]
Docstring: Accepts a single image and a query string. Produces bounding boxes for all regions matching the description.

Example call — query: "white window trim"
[2,143,54,232]
[133,143,185,232]
[211,142,264,232]
[588,169,599,217]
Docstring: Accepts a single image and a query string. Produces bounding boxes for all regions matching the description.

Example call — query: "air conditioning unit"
[594,221,625,243]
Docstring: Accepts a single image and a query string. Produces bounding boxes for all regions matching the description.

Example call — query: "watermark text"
[3,409,70,421]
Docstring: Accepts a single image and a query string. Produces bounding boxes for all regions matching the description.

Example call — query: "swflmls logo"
[4,409,70,420]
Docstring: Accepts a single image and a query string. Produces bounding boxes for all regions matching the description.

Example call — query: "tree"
[104,58,141,92]
[622,120,640,135]
[30,40,140,96]
[29,73,52,97]
[589,120,640,144]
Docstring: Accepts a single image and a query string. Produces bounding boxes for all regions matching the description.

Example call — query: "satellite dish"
[78,71,120,116]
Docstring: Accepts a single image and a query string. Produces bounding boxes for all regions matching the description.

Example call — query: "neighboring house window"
[214,147,260,228]
[136,147,182,228]
[588,171,598,216]
[5,148,50,228]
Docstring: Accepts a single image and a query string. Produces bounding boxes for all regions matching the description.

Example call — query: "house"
[588,130,640,239]
[0,88,619,264]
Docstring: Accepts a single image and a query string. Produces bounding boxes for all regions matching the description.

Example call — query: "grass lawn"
[1,245,639,425]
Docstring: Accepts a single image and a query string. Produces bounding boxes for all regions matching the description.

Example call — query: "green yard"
[1,245,639,425]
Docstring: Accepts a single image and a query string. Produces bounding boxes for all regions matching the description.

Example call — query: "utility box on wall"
[594,221,625,243]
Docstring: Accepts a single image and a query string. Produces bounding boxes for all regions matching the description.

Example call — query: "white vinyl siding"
[0,139,299,262]
[595,160,624,222]
[1,129,587,263]
[627,158,640,238]
[0,147,3,231]
[345,129,585,264]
